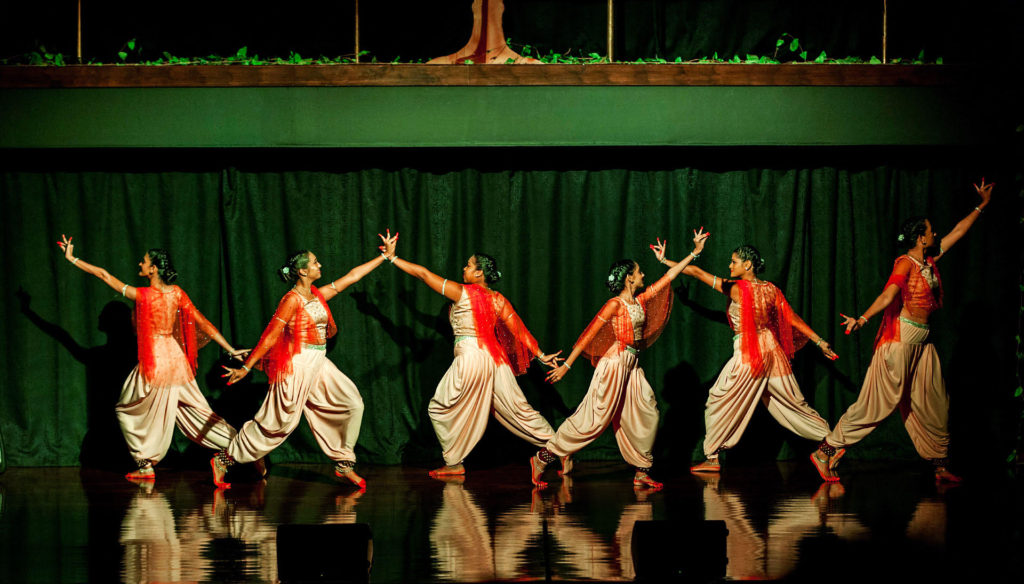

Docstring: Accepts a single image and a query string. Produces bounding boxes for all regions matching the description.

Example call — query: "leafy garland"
[2,35,943,66]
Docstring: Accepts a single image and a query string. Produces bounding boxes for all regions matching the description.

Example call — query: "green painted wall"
[0,86,1009,148]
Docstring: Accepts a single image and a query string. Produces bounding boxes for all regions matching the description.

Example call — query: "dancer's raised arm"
[935,178,993,261]
[318,231,398,302]
[650,228,721,294]
[391,244,464,303]
[57,234,137,300]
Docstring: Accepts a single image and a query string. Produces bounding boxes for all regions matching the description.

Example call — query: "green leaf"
[936,57,943,65]
[713,52,718,61]
[505,58,515,64]
[464,59,474,65]
[236,46,247,59]
[776,38,785,48]
[127,39,136,51]
[117,51,128,62]
[54,54,65,66]
[917,49,925,60]
[789,38,799,52]
[1015,386,1024,397]
[731,54,741,63]
[1008,450,1018,463]
[815,51,826,63]
[799,50,807,60]
[674,56,682,63]
[589,53,601,60]
[869,56,882,64]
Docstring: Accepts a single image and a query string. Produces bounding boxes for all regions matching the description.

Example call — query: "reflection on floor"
[0,460,1020,582]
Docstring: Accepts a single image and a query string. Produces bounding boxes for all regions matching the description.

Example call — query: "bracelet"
[564,362,571,370]
[711,275,718,289]
[241,364,250,372]
[857,315,868,323]
[330,281,338,292]
[689,251,700,260]
[815,337,825,347]
[120,284,128,297]
[659,257,669,265]
[974,206,983,214]
[71,257,80,266]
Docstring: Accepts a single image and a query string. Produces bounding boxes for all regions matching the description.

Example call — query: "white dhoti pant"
[228,347,364,464]
[826,321,949,459]
[546,349,659,468]
[702,331,830,458]
[430,338,555,466]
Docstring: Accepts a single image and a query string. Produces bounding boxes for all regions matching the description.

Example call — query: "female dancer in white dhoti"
[390,245,562,479]
[818,179,993,483]
[216,234,397,489]
[672,243,840,481]
[534,228,710,489]
[57,235,243,481]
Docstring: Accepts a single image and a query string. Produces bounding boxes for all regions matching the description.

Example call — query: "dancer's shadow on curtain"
[350,288,450,465]
[17,288,136,470]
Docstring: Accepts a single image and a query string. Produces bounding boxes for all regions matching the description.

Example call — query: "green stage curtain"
[0,149,1016,469]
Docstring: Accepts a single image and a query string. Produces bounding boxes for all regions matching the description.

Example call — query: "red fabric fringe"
[256,286,337,384]
[464,284,540,376]
[874,256,942,349]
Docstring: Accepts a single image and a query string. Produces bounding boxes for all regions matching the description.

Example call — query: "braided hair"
[606,259,637,294]
[146,248,178,284]
[279,250,312,283]
[473,253,502,284]
[733,245,766,275]
[896,216,929,252]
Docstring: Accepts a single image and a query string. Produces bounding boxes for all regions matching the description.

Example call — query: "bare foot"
[125,467,155,481]
[934,467,963,484]
[690,459,721,473]
[210,456,231,489]
[633,471,663,490]
[810,451,837,483]
[428,464,465,479]
[829,448,846,471]
[530,454,548,489]
[558,455,574,476]
[335,465,367,490]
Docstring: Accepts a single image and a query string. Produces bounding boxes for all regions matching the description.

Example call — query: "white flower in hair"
[607,274,615,282]
[282,267,290,274]
[897,234,905,242]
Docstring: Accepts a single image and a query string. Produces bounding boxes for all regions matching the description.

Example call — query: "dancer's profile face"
[919,219,939,252]
[302,253,322,281]
[728,253,747,278]
[462,256,484,284]
[138,253,154,278]
[630,263,644,289]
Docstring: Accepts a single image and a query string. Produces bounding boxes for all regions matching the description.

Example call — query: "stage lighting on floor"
[277,523,372,583]
[631,519,727,582]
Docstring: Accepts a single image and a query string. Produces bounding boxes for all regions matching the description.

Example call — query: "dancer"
[57,235,242,481]
[672,242,840,481]
[215,233,397,489]
[817,179,994,483]
[535,228,710,489]
[390,244,562,478]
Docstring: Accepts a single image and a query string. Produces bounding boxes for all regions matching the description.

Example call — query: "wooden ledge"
[0,63,972,88]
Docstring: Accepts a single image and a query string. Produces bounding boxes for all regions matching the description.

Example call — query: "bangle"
[120,284,128,297]
[815,338,826,347]
[564,362,571,370]
[330,281,338,292]
[659,257,669,265]
[711,275,718,289]
[857,315,868,323]
[241,364,250,372]
[71,257,80,266]
[689,251,700,260]
[974,206,983,214]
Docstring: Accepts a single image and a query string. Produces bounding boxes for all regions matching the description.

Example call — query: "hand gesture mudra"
[57,234,75,261]
[377,228,398,257]
[692,226,710,253]
[973,177,994,205]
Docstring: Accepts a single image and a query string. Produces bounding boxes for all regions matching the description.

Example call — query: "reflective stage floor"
[0,460,1021,583]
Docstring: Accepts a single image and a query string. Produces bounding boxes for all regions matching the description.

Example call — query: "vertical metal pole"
[607,0,614,62]
[77,0,82,63]
[882,0,888,63]
[355,0,360,63]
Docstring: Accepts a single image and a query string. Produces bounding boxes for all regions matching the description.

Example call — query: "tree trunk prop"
[428,0,540,64]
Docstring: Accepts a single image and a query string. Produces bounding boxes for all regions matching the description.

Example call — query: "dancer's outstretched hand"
[377,228,399,258]
[221,365,250,385]
[537,350,563,370]
[57,234,75,261]
[818,341,838,361]
[973,177,994,204]
[839,312,864,335]
[649,237,667,262]
[546,364,570,384]
[692,226,710,254]
[228,348,251,359]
